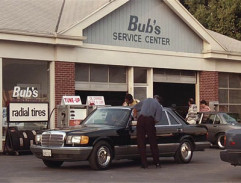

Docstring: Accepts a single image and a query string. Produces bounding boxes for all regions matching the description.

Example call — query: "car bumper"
[194,141,211,151]
[220,149,241,166]
[30,145,93,161]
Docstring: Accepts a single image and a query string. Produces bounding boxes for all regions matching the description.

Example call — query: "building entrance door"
[153,82,195,118]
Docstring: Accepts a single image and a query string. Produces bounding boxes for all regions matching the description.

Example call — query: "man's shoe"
[155,163,161,168]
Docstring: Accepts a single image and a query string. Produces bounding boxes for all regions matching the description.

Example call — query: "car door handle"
[177,128,183,132]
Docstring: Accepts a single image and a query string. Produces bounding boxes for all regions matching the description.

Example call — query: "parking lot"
[0,148,241,183]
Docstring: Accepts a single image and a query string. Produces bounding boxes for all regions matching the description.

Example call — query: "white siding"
[84,0,203,53]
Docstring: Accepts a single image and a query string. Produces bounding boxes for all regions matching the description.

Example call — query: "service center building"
[0,0,241,151]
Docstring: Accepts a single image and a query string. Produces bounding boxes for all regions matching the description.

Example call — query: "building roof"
[0,0,110,35]
[0,0,63,35]
[0,0,241,55]
[58,0,110,33]
[207,30,241,54]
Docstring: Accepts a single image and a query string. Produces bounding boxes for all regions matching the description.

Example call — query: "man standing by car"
[134,95,163,168]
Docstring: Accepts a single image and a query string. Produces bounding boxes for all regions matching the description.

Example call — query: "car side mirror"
[131,121,137,126]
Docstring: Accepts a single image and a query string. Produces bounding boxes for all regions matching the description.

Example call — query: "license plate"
[43,149,52,157]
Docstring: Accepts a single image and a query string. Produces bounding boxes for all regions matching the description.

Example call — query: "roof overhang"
[59,0,129,36]
[0,30,86,46]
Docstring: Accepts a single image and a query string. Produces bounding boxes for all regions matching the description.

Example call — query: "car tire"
[89,141,113,170]
[216,133,225,149]
[174,139,193,163]
[43,160,63,168]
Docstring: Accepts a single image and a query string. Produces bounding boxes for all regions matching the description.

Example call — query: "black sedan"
[220,129,241,166]
[31,107,210,170]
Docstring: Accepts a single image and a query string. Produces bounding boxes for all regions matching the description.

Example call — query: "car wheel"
[43,160,63,168]
[174,139,193,163]
[89,141,113,170]
[216,133,225,149]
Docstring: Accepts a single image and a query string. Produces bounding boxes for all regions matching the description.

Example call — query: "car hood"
[51,125,121,135]
[231,123,241,127]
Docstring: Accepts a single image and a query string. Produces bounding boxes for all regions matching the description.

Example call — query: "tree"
[180,0,241,40]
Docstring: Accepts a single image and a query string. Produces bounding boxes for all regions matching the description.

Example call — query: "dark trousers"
[137,115,160,166]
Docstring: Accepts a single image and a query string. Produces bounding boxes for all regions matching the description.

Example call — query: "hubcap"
[218,135,225,148]
[97,146,111,167]
[181,142,192,160]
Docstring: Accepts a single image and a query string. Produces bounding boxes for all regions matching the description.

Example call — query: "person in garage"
[122,93,139,106]
[185,98,198,124]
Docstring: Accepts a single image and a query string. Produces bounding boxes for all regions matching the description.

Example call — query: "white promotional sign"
[86,96,105,106]
[12,86,39,98]
[9,103,49,122]
[61,96,82,105]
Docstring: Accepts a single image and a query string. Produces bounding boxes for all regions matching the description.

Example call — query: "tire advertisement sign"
[8,103,49,122]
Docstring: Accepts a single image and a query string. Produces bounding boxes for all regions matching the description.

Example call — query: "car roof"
[97,106,171,112]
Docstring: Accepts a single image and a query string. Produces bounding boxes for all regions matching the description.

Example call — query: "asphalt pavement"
[0,148,241,183]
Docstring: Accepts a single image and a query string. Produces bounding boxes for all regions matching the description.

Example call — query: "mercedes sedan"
[31,107,210,170]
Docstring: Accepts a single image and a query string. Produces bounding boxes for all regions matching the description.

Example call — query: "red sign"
[61,96,82,105]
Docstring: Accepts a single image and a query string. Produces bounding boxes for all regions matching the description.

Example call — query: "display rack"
[4,102,49,155]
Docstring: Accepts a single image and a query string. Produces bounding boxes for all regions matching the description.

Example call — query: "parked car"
[220,129,241,166]
[197,112,241,149]
[31,106,210,170]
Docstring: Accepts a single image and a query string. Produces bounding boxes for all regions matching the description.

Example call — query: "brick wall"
[55,61,75,126]
[199,71,219,102]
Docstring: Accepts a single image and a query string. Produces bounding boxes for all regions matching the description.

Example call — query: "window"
[207,114,215,124]
[75,64,89,81]
[219,73,241,117]
[2,59,49,104]
[2,59,50,138]
[214,115,221,124]
[157,111,169,125]
[134,87,147,102]
[109,66,126,83]
[134,68,147,83]
[75,63,127,84]
[134,68,148,101]
[90,65,108,82]
[168,112,180,125]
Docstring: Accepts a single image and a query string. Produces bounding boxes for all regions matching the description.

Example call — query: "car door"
[206,114,220,142]
[127,110,177,156]
[155,110,181,154]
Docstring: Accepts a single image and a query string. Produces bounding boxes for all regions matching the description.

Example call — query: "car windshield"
[222,113,238,124]
[83,108,131,127]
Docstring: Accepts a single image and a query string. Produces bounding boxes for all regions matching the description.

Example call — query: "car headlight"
[66,136,89,145]
[35,134,42,145]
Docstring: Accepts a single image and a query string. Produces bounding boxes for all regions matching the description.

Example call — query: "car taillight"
[230,141,236,146]
[206,132,208,140]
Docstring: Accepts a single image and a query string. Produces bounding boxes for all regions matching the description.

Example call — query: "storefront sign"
[61,96,82,105]
[12,86,38,98]
[113,15,170,46]
[8,103,49,122]
[86,96,105,105]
